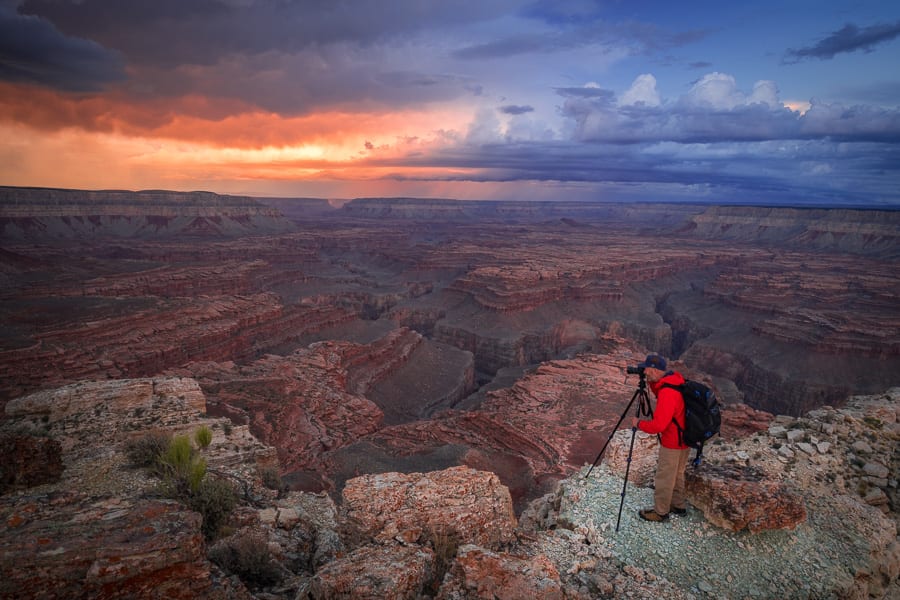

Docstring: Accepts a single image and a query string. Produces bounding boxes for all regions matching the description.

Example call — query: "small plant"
[195,425,213,449]
[159,436,237,539]
[209,533,283,588]
[258,466,285,494]
[124,430,172,468]
[189,476,237,540]
[863,416,883,430]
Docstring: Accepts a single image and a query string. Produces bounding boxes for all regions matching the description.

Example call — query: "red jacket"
[638,371,688,449]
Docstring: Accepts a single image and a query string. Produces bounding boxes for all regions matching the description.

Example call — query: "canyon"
[0,187,898,597]
[0,187,898,502]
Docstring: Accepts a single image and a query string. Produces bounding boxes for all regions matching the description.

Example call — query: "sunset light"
[0,1,897,204]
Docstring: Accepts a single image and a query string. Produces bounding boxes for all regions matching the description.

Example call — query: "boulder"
[0,496,242,599]
[436,544,564,600]
[685,464,807,533]
[341,466,516,550]
[308,543,434,600]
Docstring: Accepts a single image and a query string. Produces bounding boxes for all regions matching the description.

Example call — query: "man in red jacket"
[630,353,690,522]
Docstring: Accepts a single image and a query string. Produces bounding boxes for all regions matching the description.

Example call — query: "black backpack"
[662,380,721,466]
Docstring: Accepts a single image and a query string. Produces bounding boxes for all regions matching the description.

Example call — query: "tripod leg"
[585,388,640,479]
[615,425,639,532]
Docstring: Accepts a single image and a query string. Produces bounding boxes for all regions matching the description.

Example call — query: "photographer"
[629,353,690,522]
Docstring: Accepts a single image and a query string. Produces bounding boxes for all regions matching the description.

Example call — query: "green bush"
[208,533,282,587]
[195,425,213,449]
[145,433,238,540]
[124,431,172,468]
[157,434,203,492]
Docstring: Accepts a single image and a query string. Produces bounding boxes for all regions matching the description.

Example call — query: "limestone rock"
[308,543,435,600]
[436,544,564,600]
[341,466,516,550]
[0,496,242,599]
[685,464,807,532]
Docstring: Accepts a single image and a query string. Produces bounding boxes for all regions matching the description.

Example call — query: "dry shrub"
[124,430,171,468]
[209,533,283,588]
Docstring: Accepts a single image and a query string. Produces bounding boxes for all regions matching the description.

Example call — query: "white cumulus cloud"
[620,74,661,107]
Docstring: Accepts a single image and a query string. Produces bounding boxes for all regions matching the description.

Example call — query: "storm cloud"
[784,21,900,62]
[0,4,125,91]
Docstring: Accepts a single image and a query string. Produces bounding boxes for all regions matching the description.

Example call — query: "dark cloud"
[498,104,534,115]
[555,86,615,100]
[689,61,713,69]
[18,0,522,68]
[0,5,125,91]
[453,16,710,61]
[366,137,895,205]
[11,0,512,111]
[784,21,900,63]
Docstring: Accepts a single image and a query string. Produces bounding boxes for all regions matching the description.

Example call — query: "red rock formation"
[437,545,565,600]
[343,343,657,508]
[340,466,517,549]
[175,329,473,489]
[309,543,436,599]
[720,402,774,439]
[685,464,807,532]
[0,496,238,599]
[0,293,356,405]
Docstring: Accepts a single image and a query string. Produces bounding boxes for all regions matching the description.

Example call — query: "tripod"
[584,372,654,532]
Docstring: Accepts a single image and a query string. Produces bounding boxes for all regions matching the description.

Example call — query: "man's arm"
[636,389,677,434]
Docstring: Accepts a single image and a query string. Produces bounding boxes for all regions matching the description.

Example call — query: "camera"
[626,365,645,375]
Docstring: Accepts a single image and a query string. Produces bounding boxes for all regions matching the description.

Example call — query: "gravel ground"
[538,464,895,600]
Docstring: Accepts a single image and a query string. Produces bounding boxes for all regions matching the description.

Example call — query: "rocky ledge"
[1,378,897,599]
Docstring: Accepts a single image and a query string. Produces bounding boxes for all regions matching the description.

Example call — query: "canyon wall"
[0,188,896,463]
[0,186,295,239]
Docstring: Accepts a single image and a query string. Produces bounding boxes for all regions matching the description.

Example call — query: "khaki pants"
[654,446,691,515]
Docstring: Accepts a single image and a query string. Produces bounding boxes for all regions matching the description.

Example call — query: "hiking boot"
[638,508,669,522]
[670,506,687,515]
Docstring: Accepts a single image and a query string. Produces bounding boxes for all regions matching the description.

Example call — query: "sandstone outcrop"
[436,545,565,600]
[684,463,807,532]
[0,377,278,599]
[0,372,897,599]
[308,543,436,599]
[1,496,235,600]
[170,328,473,490]
[341,466,516,549]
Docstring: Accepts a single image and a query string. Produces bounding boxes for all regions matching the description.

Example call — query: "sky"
[1,0,899,206]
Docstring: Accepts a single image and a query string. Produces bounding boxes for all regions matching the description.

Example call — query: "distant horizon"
[2,183,898,212]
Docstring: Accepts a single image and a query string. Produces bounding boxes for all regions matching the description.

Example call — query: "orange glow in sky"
[0,83,479,196]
